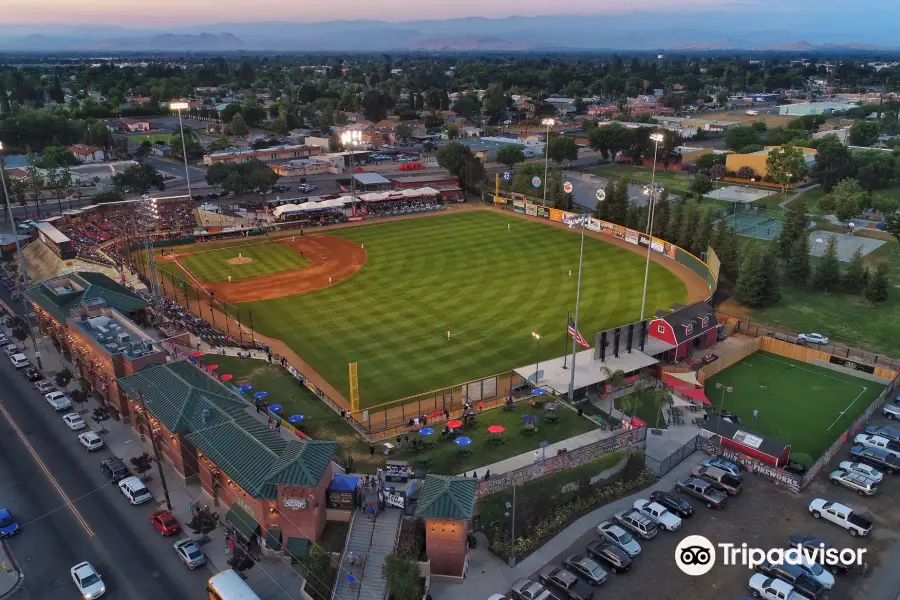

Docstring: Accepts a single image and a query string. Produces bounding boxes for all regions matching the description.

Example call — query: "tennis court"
[724,213,783,240]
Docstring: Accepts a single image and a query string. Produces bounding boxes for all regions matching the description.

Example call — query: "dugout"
[702,417,791,467]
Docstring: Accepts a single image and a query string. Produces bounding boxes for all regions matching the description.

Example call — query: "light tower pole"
[540,118,556,207]
[168,101,194,202]
[341,130,362,217]
[639,132,665,321]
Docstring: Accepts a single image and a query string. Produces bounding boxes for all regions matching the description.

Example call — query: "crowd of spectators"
[363,198,443,217]
[149,293,262,350]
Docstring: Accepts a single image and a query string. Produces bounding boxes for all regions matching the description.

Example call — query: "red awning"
[663,373,696,389]
[679,387,711,406]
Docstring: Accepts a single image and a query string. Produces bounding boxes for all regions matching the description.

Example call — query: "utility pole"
[137,391,173,510]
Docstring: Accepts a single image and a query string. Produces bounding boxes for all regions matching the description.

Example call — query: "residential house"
[118,118,151,133]
[68,144,104,163]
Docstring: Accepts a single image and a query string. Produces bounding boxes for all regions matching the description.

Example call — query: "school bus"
[207,569,261,600]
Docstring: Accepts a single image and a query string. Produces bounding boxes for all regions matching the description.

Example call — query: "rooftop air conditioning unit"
[105,343,119,353]
[117,333,130,345]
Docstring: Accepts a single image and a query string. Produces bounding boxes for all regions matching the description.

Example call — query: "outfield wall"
[493,196,719,302]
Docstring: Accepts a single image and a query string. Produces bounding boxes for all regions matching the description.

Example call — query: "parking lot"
[519,407,900,600]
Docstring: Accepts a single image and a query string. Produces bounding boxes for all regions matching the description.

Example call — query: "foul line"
[0,403,95,537]
[827,386,868,431]
[169,258,253,337]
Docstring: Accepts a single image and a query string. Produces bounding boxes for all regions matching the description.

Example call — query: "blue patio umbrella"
[268,404,283,414]
[521,414,539,424]
[455,436,472,446]
[532,387,548,396]
[238,384,253,392]
[253,391,268,400]
[419,427,435,437]
[289,415,305,425]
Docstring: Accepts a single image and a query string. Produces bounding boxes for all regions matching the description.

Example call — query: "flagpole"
[568,216,586,403]
[562,311,570,369]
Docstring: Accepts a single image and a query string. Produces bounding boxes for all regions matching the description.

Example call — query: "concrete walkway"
[429,454,703,600]
[0,541,22,599]
[779,183,818,209]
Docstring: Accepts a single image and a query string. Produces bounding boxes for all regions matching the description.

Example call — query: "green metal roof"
[25,271,149,325]
[414,475,477,521]
[225,505,260,538]
[116,361,339,499]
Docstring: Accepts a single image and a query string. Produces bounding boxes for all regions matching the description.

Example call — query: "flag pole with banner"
[568,314,591,350]
[562,311,571,369]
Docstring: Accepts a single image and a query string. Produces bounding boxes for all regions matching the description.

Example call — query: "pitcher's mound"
[228,257,253,265]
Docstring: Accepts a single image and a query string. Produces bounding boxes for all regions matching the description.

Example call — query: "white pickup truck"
[808,499,873,536]
[854,434,900,458]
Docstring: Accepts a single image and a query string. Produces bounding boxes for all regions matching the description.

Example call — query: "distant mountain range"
[1,13,899,53]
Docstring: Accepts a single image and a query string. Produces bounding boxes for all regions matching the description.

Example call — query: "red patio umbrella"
[447,420,463,429]
[207,364,219,371]
[487,425,505,434]
[190,351,204,358]
[220,374,233,381]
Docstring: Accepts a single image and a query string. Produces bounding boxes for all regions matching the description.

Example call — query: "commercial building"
[117,118,151,132]
[116,361,340,547]
[457,137,544,161]
[68,144,105,163]
[725,146,817,179]
[203,144,321,166]
[778,102,856,116]
[270,159,330,177]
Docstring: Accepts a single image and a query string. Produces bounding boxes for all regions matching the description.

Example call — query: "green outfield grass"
[180,243,310,282]
[239,211,688,407]
[129,133,173,144]
[704,351,885,460]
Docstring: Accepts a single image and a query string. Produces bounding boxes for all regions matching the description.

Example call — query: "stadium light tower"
[341,130,363,216]
[169,101,193,202]
[639,132,665,321]
[540,118,556,207]
[531,332,542,384]
[138,195,161,313]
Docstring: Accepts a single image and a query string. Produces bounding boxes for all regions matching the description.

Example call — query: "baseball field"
[201,210,690,407]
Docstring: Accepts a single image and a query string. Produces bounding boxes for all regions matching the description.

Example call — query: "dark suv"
[101,457,129,483]
[757,560,825,599]
[848,445,900,475]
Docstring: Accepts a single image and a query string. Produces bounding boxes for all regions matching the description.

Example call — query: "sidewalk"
[0,541,22,599]
[429,455,702,600]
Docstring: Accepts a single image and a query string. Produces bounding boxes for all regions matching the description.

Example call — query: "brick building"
[116,361,340,548]
[414,475,477,577]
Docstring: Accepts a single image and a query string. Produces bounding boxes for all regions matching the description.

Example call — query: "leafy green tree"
[546,136,578,164]
[229,113,248,136]
[690,174,713,198]
[865,263,890,304]
[436,141,482,193]
[696,153,726,172]
[724,126,761,151]
[691,206,714,255]
[818,178,867,222]
[93,190,124,203]
[848,119,879,146]
[452,95,481,118]
[25,152,44,209]
[813,236,841,292]
[170,131,204,160]
[842,247,867,294]
[852,150,898,191]
[496,146,525,168]
[886,211,900,243]
[766,144,808,198]
[40,145,77,168]
[112,163,164,195]
[382,554,421,600]
[605,179,629,225]
[810,135,852,191]
[787,235,811,283]
[46,166,73,213]
[446,123,459,140]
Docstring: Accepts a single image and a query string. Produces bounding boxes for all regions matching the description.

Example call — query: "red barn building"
[648,302,718,361]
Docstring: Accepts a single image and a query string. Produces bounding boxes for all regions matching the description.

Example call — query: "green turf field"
[129,133,173,144]
[180,243,310,283]
[240,211,689,407]
[704,351,885,460]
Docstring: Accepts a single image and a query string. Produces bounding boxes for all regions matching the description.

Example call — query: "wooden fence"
[697,337,761,385]
[759,336,831,362]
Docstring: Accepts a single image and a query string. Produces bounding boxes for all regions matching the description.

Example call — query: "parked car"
[173,538,206,569]
[63,412,86,430]
[151,510,181,536]
[595,521,641,557]
[584,541,631,573]
[793,555,835,590]
[828,469,878,496]
[700,457,743,477]
[70,561,105,599]
[100,457,129,483]
[797,333,829,345]
[675,476,727,508]
[118,477,153,505]
[848,444,900,474]
[632,499,682,531]
[10,353,29,368]
[538,566,594,600]
[747,573,801,600]
[612,509,658,540]
[649,490,694,518]
[34,380,54,393]
[853,434,900,458]
[756,560,825,599]
[45,391,72,411]
[808,499,872,536]
[864,425,900,443]
[509,578,556,600]
[883,403,900,420]
[3,343,18,356]
[21,366,41,381]
[838,461,883,483]
[562,554,608,586]
[787,533,853,576]
[0,508,20,537]
[690,465,743,495]
[78,431,104,451]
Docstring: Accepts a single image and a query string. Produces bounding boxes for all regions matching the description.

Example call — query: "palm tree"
[599,366,627,397]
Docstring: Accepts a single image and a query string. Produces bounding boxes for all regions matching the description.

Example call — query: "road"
[0,335,211,599]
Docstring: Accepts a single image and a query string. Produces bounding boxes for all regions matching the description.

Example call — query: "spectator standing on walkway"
[369,444,375,458]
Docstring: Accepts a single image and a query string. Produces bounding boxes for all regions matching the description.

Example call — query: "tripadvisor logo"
[674,535,866,577]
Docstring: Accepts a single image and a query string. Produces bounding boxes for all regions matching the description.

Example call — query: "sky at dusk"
[4,0,758,26]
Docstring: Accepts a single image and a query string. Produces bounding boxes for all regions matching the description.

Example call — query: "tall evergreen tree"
[842,247,867,294]
[678,200,699,249]
[692,207,714,256]
[787,235,810,283]
[719,230,741,280]
[813,237,841,292]
[778,198,809,257]
[712,216,728,252]
[606,179,629,225]
[667,201,683,244]
[595,179,615,220]
[735,243,770,307]
[865,263,890,304]
[761,243,782,305]
[652,195,670,239]
[625,203,642,230]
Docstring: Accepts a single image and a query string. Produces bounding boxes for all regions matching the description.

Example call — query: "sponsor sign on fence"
[829,355,876,375]
[475,427,647,498]
[699,439,802,493]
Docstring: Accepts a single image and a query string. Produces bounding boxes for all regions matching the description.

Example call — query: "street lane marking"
[0,403,94,537]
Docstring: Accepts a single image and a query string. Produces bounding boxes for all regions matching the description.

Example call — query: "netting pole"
[248,309,255,345]
[237,308,244,345]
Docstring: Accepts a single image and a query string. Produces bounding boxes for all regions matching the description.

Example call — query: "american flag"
[568,315,590,349]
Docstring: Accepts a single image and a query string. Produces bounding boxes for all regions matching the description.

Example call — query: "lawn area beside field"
[180,243,310,282]
[239,211,688,407]
[198,355,598,475]
[704,351,884,461]
[615,390,667,429]
[590,164,695,193]
[129,133,173,144]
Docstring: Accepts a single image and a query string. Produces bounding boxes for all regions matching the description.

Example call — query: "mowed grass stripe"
[241,211,687,406]
[180,243,310,283]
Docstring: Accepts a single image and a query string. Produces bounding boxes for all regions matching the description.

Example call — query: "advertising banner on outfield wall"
[535,205,550,219]
[549,208,564,222]
[601,221,614,236]
[525,203,538,216]
[493,196,508,204]
[586,217,603,233]
[513,200,526,214]
[638,233,651,248]
[625,229,640,245]
[613,225,627,240]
